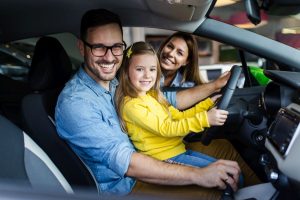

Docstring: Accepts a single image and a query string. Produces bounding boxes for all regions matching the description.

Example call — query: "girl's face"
[160,37,189,73]
[128,54,158,96]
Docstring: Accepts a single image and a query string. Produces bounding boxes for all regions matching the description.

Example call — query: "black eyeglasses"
[82,40,127,57]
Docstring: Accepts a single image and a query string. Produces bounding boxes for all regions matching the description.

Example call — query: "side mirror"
[244,0,261,25]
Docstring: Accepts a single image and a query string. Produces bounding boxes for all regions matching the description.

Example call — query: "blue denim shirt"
[161,71,195,107]
[55,67,135,195]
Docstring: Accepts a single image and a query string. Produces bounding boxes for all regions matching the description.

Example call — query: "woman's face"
[160,37,189,73]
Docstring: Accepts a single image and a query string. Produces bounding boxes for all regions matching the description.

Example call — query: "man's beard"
[87,61,118,81]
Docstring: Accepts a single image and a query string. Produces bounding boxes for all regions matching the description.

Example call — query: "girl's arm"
[123,99,210,137]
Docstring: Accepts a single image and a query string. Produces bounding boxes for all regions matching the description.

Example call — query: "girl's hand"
[211,94,222,103]
[207,107,228,126]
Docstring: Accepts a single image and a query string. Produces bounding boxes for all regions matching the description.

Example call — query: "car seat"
[21,37,98,193]
[0,114,73,193]
[0,70,30,128]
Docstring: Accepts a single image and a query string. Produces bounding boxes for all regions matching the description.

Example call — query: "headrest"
[29,37,73,91]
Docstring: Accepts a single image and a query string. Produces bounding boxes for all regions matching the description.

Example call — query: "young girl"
[115,41,229,168]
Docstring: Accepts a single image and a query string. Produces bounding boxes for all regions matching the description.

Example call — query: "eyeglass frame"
[82,40,127,57]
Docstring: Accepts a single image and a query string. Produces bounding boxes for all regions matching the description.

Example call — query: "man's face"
[79,23,123,88]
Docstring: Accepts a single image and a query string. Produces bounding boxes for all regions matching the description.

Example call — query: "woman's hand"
[213,71,231,92]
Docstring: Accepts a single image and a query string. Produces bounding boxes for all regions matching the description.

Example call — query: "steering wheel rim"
[201,65,242,145]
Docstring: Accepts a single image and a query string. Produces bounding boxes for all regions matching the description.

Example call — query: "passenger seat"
[21,37,98,193]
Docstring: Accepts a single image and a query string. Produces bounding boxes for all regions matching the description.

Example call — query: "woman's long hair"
[115,41,169,131]
[157,32,205,85]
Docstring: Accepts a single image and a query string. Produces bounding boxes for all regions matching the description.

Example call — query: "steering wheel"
[201,65,242,145]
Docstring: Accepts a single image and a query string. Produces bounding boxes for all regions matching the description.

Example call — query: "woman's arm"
[176,72,230,110]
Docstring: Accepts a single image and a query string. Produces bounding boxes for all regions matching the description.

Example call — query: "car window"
[210,0,300,73]
[0,32,82,81]
[0,51,26,66]
[0,46,30,81]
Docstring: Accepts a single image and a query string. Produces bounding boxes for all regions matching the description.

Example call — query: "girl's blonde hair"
[115,41,169,131]
[157,31,205,85]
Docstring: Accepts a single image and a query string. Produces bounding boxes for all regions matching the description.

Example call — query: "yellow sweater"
[122,94,214,160]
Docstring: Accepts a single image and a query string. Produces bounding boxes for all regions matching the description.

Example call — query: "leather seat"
[21,37,98,193]
[0,114,73,193]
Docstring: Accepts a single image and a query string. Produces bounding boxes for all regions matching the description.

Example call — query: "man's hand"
[192,159,240,192]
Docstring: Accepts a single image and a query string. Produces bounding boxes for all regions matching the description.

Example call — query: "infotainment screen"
[267,104,300,157]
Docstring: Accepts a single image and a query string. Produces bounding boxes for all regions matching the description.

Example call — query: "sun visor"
[145,0,213,21]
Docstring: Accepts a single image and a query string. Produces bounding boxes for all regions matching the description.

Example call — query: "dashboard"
[262,70,300,184]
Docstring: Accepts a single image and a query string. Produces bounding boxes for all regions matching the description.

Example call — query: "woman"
[158,31,205,88]
[158,32,261,186]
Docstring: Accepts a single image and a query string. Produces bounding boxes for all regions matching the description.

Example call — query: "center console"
[265,103,300,182]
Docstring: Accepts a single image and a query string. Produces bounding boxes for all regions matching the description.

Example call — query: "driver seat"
[21,37,98,192]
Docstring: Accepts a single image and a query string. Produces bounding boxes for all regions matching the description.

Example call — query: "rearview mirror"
[244,0,261,25]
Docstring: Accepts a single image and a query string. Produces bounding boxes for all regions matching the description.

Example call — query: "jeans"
[167,149,216,167]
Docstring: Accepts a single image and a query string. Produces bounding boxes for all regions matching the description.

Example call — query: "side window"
[0,32,82,81]
[0,51,26,66]
[0,49,30,81]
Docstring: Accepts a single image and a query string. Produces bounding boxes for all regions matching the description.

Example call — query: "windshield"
[210,1,300,50]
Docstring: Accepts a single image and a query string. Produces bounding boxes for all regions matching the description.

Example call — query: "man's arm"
[176,72,231,110]
[126,152,240,191]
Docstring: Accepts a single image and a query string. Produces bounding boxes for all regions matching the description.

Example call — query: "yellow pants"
[131,139,261,200]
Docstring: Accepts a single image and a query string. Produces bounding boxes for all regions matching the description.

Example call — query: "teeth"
[163,57,173,65]
[100,63,114,69]
[140,81,151,85]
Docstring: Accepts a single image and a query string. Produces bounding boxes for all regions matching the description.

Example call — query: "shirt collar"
[77,66,119,96]
[161,71,183,87]
[170,71,183,87]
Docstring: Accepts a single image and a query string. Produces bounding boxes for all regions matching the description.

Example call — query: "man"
[55,9,258,198]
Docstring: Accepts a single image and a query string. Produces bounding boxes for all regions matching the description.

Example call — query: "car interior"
[1,0,300,199]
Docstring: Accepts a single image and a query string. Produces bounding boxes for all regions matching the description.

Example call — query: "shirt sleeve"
[162,90,177,107]
[55,97,135,177]
[123,99,210,138]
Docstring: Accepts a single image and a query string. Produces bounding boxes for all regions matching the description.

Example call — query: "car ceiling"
[0,0,213,42]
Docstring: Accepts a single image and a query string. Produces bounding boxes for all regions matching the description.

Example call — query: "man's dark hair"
[80,9,123,40]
